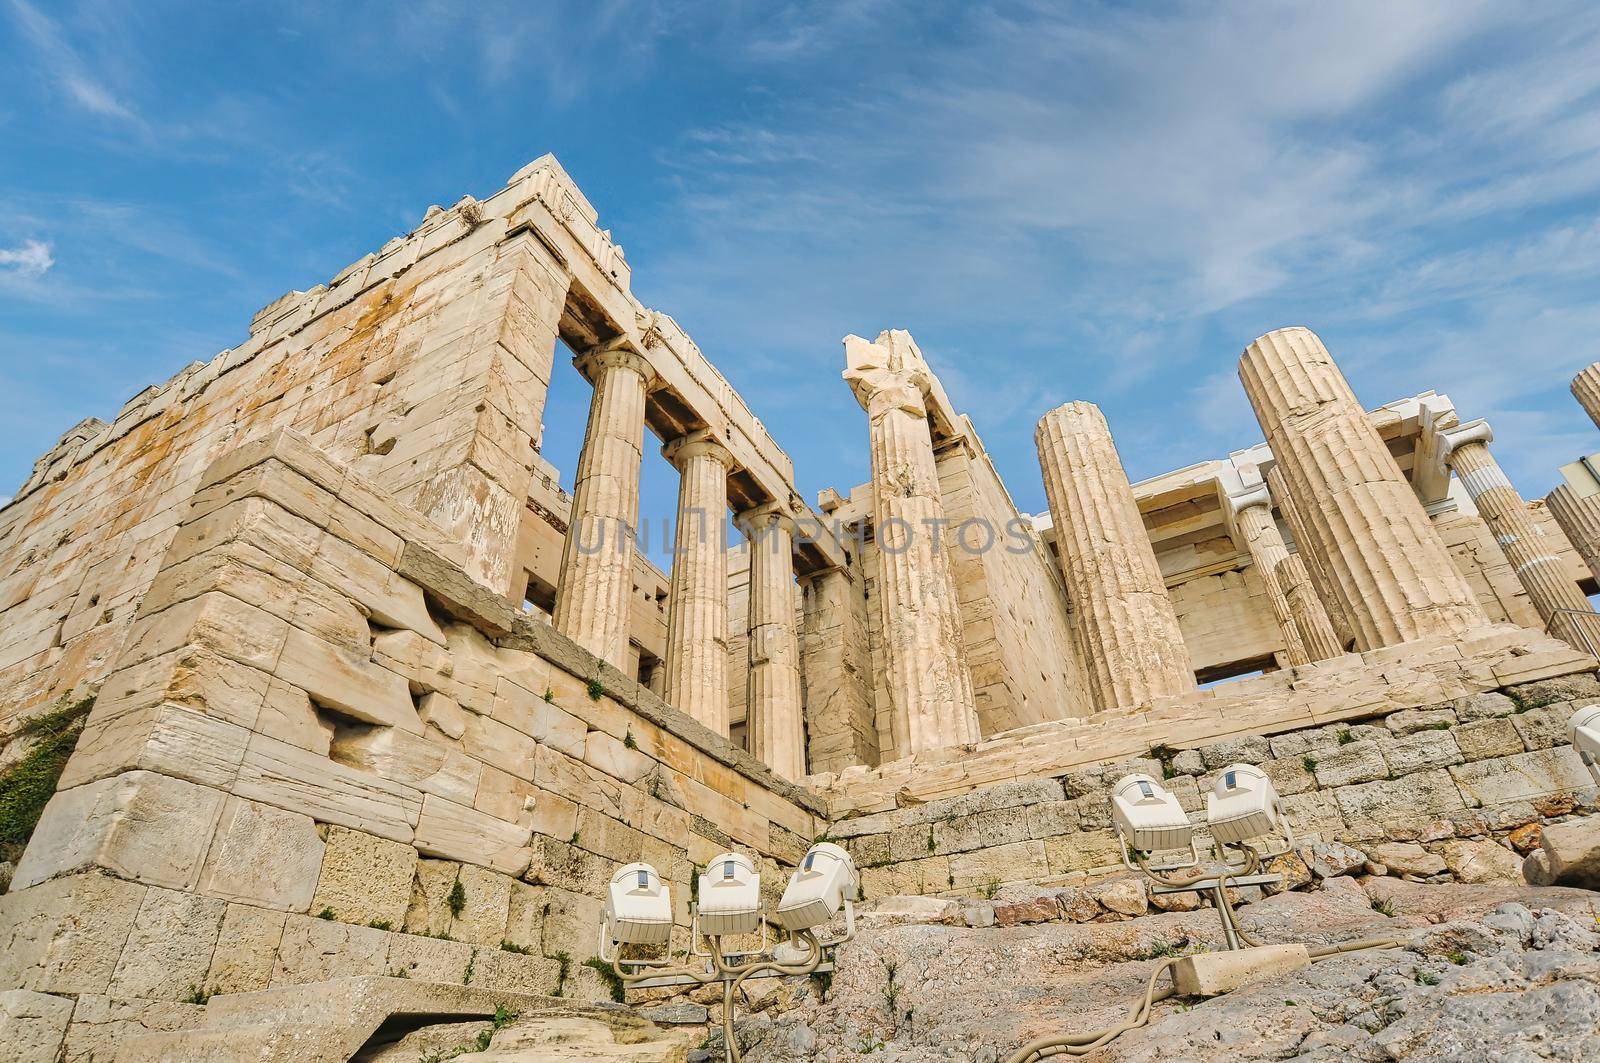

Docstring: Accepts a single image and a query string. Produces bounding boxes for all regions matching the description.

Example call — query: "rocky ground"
[683,876,1600,1062]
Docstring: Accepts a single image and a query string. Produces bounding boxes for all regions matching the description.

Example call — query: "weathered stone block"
[1436,839,1522,883]
[1310,741,1388,788]
[1454,718,1524,762]
[449,865,513,946]
[206,904,287,994]
[950,841,1047,889]
[271,914,389,985]
[386,933,475,982]
[12,770,226,892]
[414,794,532,876]
[1333,770,1464,840]
[60,994,205,1062]
[310,826,418,927]
[405,859,460,937]
[1510,706,1573,751]
[1384,707,1457,735]
[1450,691,1516,722]
[0,989,74,1063]
[1198,735,1272,771]
[471,948,563,995]
[0,874,147,995]
[108,887,227,1000]
[1380,730,1462,774]
[1262,756,1316,796]
[1043,830,1123,876]
[1450,747,1593,807]
[934,807,1030,855]
[198,797,324,911]
[1024,800,1082,840]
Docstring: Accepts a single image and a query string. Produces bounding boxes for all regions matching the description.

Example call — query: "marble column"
[1231,488,1341,665]
[1444,422,1599,647]
[1036,400,1194,708]
[843,330,980,754]
[737,503,805,780]
[552,345,654,669]
[1273,555,1345,663]
[1547,484,1600,586]
[662,430,734,733]
[1240,327,1486,649]
[1573,363,1600,431]
[1266,464,1355,651]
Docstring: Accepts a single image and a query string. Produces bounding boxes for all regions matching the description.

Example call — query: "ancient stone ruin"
[3,155,1600,1060]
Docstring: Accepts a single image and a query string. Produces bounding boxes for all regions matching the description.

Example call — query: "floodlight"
[697,852,762,937]
[1206,763,1291,849]
[1570,704,1600,783]
[599,863,672,962]
[1110,774,1194,860]
[776,842,857,933]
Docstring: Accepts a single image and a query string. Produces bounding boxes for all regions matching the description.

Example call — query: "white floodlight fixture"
[1570,704,1600,784]
[599,863,672,964]
[1206,763,1292,853]
[1110,773,1196,868]
[696,852,762,938]
[776,842,858,939]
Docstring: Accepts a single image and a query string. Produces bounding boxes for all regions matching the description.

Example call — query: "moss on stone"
[0,695,94,866]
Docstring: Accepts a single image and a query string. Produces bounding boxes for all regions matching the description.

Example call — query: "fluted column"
[843,330,980,754]
[662,430,734,733]
[1273,555,1346,663]
[1547,484,1600,585]
[1266,464,1355,650]
[1573,363,1600,430]
[1444,423,1599,647]
[1240,328,1486,649]
[1231,489,1340,664]
[737,504,805,780]
[553,345,654,669]
[1036,401,1194,708]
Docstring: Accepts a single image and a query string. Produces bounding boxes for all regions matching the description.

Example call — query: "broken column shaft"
[1240,328,1487,649]
[844,330,980,755]
[1036,401,1194,708]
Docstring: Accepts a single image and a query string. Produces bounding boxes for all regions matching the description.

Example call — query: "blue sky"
[5,1,1600,553]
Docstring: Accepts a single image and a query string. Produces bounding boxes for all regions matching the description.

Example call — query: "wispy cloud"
[0,239,52,277]
[5,0,143,127]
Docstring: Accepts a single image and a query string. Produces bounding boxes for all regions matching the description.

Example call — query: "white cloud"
[0,239,52,277]
[5,0,143,126]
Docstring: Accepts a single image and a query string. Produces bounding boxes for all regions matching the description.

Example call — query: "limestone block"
[572,807,649,865]
[584,729,654,785]
[1437,839,1522,883]
[1263,756,1316,796]
[503,881,546,953]
[1454,719,1524,762]
[404,860,461,937]
[1301,840,1365,879]
[60,994,204,1063]
[415,795,533,876]
[1367,842,1446,877]
[1379,730,1463,774]
[109,887,227,1000]
[1510,706,1573,751]
[386,933,475,982]
[463,712,538,780]
[1024,800,1082,840]
[1198,734,1271,771]
[448,865,513,946]
[1385,707,1457,735]
[0,874,146,996]
[91,645,271,731]
[0,990,74,1063]
[1449,747,1592,807]
[234,733,421,843]
[491,678,586,759]
[1333,770,1465,840]
[933,807,1031,856]
[273,627,421,734]
[206,904,287,994]
[1280,791,1345,840]
[418,691,467,740]
[1309,741,1388,789]
[947,845,1049,890]
[329,725,479,804]
[471,948,563,995]
[60,702,250,793]
[524,884,604,960]
[271,914,390,986]
[524,837,610,898]
[1171,749,1205,775]
[1090,878,1147,917]
[118,590,290,677]
[1530,814,1600,888]
[310,826,418,927]
[197,797,324,911]
[11,771,226,891]
[1043,830,1123,877]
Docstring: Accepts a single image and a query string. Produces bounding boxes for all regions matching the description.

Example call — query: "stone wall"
[826,668,1600,901]
[0,431,823,1060]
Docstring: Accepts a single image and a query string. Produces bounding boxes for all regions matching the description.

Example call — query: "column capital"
[575,341,656,387]
[662,428,736,471]
[1439,418,1494,460]
[733,499,800,539]
[1226,483,1272,517]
